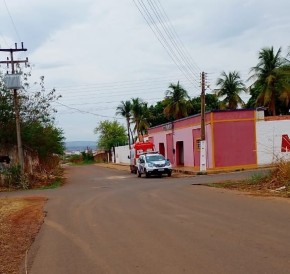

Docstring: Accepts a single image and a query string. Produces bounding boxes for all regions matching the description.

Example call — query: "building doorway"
[176,141,184,166]
[159,143,165,157]
[166,133,174,164]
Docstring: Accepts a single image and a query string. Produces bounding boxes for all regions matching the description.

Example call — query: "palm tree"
[131,98,150,138]
[249,46,290,115]
[216,71,247,109]
[281,47,290,113]
[137,103,151,136]
[116,100,132,149]
[163,81,191,120]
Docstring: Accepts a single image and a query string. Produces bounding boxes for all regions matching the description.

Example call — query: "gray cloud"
[0,0,289,141]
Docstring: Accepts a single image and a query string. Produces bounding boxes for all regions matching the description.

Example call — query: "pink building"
[113,110,289,168]
[148,109,258,170]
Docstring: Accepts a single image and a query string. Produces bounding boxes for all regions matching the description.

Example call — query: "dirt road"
[25,165,290,274]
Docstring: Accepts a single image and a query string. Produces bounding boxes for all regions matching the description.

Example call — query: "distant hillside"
[65,141,97,152]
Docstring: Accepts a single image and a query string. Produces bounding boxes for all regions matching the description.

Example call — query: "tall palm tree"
[131,97,150,138]
[249,46,290,115]
[216,71,246,109]
[163,81,191,120]
[116,100,132,149]
[137,103,151,136]
[280,47,290,113]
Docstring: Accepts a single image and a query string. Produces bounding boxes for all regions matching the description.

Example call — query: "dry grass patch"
[209,161,290,197]
[0,197,46,274]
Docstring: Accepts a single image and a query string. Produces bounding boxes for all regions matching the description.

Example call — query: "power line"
[56,96,164,107]
[58,86,177,100]
[146,0,200,85]
[54,101,123,120]
[147,0,201,79]
[56,85,202,102]
[2,0,22,42]
[138,0,199,87]
[154,0,202,73]
[25,75,199,99]
[132,0,199,89]
[132,0,201,89]
[25,73,193,93]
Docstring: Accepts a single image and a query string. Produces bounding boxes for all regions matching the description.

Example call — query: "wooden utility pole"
[0,42,28,174]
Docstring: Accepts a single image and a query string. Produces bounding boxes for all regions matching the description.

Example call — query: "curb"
[95,163,273,176]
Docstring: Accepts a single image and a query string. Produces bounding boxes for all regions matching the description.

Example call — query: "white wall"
[256,120,290,165]
[114,145,130,164]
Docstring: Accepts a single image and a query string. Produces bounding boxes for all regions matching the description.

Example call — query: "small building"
[148,109,290,170]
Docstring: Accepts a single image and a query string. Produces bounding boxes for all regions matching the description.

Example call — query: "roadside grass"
[69,160,96,166]
[65,151,95,166]
[208,161,290,198]
[37,178,62,190]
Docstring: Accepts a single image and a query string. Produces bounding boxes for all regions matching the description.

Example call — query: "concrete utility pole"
[200,72,207,172]
[0,42,28,174]
[200,72,206,141]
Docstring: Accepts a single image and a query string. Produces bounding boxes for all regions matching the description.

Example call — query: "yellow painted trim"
[210,112,216,168]
[173,117,255,130]
[212,118,255,123]
[174,122,210,131]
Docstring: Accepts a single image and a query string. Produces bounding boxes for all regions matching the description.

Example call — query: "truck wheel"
[145,169,150,178]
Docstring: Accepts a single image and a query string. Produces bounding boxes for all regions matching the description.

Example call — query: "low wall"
[114,145,130,164]
[256,119,290,164]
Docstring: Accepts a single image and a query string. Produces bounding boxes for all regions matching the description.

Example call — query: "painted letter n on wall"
[281,134,290,152]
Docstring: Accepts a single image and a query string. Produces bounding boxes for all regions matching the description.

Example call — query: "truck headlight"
[165,161,171,167]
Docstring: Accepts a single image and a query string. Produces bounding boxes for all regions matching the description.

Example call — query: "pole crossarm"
[0,48,27,52]
[0,59,28,64]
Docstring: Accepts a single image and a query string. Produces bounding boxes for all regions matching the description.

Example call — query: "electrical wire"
[54,101,123,120]
[147,0,201,81]
[2,0,22,42]
[146,0,200,86]
[154,0,202,73]
[27,73,193,93]
[132,0,202,89]
[132,0,199,89]
[26,73,200,100]
[138,0,199,88]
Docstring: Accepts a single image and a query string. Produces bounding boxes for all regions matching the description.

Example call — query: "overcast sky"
[0,0,289,141]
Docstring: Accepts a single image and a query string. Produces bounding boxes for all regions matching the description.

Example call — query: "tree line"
[113,46,290,145]
[0,72,65,187]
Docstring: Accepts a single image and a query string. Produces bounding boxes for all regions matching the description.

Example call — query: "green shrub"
[68,154,82,164]
[81,151,94,163]
[1,164,29,189]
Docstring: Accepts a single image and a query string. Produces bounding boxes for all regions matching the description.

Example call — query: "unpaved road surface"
[21,165,290,274]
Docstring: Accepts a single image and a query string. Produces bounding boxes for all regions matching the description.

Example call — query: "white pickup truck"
[137,152,172,178]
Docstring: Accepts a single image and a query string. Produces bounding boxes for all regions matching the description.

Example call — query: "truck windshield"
[146,155,165,162]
